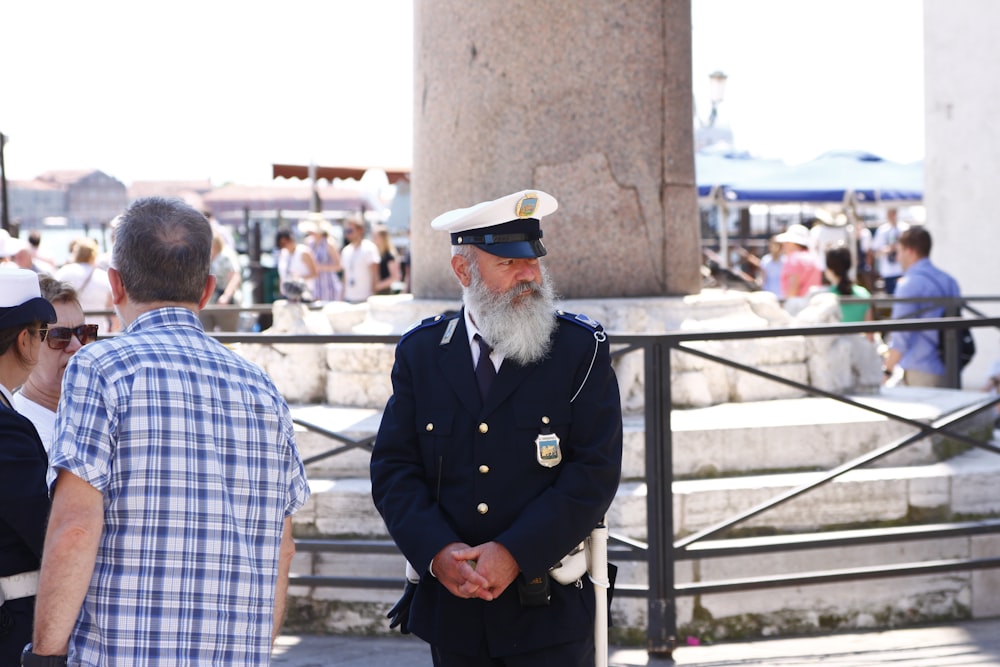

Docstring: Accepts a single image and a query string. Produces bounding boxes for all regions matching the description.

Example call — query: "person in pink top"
[775,224,822,298]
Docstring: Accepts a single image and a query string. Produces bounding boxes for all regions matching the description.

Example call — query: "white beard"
[463,262,558,366]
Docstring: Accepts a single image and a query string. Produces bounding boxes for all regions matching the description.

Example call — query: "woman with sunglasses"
[0,268,56,665]
[15,276,97,452]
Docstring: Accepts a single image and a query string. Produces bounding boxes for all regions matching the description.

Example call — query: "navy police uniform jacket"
[0,399,51,663]
[370,309,623,658]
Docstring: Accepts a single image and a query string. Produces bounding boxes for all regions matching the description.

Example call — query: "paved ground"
[273,617,1000,666]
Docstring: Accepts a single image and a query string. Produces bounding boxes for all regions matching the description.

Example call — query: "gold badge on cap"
[514,193,539,218]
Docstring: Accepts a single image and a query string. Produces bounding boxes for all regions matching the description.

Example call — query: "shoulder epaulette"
[556,310,605,333]
[399,311,460,344]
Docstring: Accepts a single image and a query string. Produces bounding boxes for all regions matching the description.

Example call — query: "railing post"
[943,299,962,389]
[248,216,264,304]
[645,336,677,658]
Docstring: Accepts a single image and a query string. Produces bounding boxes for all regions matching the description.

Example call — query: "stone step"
[292,444,1000,542]
[289,386,995,482]
[287,446,1000,639]
[285,521,1000,639]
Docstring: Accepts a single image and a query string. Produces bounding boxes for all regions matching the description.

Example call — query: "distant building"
[5,179,66,228]
[35,169,128,228]
[2,169,126,230]
[128,179,214,213]
[202,182,384,227]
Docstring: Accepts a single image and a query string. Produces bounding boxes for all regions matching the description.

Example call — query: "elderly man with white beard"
[370,190,623,667]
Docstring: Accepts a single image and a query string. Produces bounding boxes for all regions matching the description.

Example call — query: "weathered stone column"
[410,0,701,300]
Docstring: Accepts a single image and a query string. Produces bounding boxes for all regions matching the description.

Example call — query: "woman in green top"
[826,245,874,339]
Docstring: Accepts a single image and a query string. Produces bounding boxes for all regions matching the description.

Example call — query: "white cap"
[0,227,28,258]
[0,268,56,327]
[431,190,558,258]
[774,223,812,248]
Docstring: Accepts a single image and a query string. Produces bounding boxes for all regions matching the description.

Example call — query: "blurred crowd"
[708,207,913,305]
[0,210,412,333]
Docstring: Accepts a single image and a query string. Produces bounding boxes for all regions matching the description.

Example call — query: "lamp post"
[693,72,735,267]
[706,70,728,128]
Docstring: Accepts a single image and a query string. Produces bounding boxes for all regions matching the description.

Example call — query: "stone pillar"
[410,0,701,300]
[924,0,1000,386]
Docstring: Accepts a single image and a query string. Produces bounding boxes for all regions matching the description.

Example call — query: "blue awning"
[720,151,923,204]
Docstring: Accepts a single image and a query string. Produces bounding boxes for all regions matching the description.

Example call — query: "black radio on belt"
[517,573,551,607]
[20,644,67,667]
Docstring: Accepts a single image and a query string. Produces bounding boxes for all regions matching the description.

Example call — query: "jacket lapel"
[436,315,483,416]
[483,358,534,413]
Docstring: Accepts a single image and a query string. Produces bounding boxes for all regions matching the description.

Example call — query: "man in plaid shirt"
[26,197,310,666]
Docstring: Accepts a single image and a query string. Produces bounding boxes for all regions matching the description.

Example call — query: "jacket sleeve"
[370,343,464,574]
[0,414,51,562]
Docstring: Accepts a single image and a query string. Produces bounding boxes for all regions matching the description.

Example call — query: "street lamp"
[706,70,728,128]
[694,71,733,152]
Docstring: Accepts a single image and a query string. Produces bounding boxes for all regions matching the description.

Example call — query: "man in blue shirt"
[883,226,961,387]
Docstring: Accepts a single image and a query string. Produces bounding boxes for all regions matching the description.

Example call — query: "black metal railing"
[91,297,1000,656]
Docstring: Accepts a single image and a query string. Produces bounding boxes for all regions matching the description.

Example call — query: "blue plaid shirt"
[50,308,310,666]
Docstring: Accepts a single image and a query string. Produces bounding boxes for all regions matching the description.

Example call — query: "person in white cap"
[0,230,30,269]
[0,268,56,666]
[774,223,822,298]
[371,190,623,666]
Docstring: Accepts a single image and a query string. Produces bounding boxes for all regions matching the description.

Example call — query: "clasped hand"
[432,541,520,601]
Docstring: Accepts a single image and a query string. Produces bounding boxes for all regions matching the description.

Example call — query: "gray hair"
[112,197,212,304]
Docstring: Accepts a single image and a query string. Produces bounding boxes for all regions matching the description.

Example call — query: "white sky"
[1,1,922,185]
[692,0,924,165]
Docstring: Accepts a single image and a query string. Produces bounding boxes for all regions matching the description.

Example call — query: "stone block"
[303,478,385,538]
[671,367,730,408]
[971,535,1000,617]
[607,482,648,540]
[729,362,809,403]
[678,538,973,638]
[907,474,951,514]
[235,342,327,404]
[319,301,369,333]
[326,371,393,408]
[621,417,645,480]
[951,465,1000,515]
[290,405,380,479]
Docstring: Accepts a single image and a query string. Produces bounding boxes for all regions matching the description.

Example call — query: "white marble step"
[293,443,1000,542]
[290,386,995,482]
[288,445,1000,637]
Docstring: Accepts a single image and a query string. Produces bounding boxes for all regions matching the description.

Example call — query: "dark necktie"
[474,334,496,400]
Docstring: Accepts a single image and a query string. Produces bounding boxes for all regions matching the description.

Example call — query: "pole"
[589,519,610,667]
[309,160,321,213]
[645,336,677,657]
[0,132,10,233]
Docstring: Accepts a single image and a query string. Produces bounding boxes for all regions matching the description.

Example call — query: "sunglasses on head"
[40,324,99,350]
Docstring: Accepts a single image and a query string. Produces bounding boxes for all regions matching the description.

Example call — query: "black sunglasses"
[41,324,99,350]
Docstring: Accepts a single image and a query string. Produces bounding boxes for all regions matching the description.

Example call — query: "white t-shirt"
[12,392,55,453]
[277,244,315,295]
[341,239,381,303]
[871,221,910,278]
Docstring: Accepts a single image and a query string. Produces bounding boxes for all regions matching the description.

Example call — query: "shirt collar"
[0,384,14,410]
[125,306,206,334]
[463,307,504,369]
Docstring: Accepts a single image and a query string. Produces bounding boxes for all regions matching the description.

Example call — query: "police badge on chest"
[535,418,562,468]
